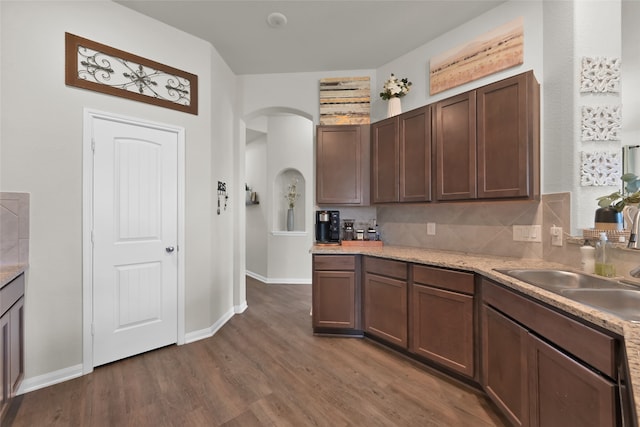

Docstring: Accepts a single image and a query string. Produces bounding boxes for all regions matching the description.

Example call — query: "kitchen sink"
[560,289,640,322]
[495,269,625,292]
[495,268,640,322]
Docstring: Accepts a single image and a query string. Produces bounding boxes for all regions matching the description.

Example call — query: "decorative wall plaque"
[581,105,622,141]
[429,17,524,95]
[580,151,621,186]
[65,33,198,115]
[319,77,370,125]
[580,57,621,93]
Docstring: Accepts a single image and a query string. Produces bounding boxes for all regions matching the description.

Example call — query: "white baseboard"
[246,270,311,285]
[235,300,248,314]
[17,363,84,395]
[184,306,235,344]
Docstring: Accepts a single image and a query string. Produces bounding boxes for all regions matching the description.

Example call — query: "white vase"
[287,207,294,231]
[387,97,402,118]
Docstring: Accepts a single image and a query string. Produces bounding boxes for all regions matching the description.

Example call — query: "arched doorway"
[244,107,314,284]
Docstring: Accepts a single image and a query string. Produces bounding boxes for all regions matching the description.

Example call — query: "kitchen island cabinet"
[316,125,370,206]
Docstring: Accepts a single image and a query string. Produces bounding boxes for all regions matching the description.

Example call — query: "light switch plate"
[551,226,563,246]
[513,225,542,242]
[427,222,436,235]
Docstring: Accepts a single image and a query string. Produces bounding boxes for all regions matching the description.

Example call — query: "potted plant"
[380,74,412,117]
[596,173,640,229]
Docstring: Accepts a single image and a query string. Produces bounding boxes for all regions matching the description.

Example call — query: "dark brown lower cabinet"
[312,255,360,333]
[483,305,529,427]
[363,257,408,348]
[529,334,616,427]
[0,274,25,423]
[482,279,620,427]
[409,265,474,378]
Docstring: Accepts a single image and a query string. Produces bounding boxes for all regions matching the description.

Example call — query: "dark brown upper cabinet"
[371,106,431,204]
[434,92,477,201]
[434,71,540,202]
[316,125,370,206]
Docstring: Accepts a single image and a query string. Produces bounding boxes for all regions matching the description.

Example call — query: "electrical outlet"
[551,226,563,246]
[427,222,436,235]
[513,225,542,242]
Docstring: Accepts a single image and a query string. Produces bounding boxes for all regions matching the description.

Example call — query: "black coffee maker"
[316,210,340,243]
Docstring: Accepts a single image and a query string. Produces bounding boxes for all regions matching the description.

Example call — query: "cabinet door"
[477,72,538,199]
[399,106,431,202]
[316,125,370,205]
[371,117,399,203]
[529,334,617,427]
[9,298,24,394]
[482,305,529,427]
[434,91,477,200]
[312,270,357,330]
[410,284,473,377]
[0,314,8,417]
[363,273,407,347]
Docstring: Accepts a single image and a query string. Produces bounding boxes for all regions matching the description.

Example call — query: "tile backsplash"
[0,192,30,266]
[377,193,572,260]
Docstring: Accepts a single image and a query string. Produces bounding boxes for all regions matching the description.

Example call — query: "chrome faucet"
[628,208,640,249]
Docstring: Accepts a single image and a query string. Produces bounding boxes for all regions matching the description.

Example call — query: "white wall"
[266,115,313,283]
[245,136,268,277]
[623,1,640,166]
[374,1,543,123]
[572,1,622,233]
[0,0,238,382]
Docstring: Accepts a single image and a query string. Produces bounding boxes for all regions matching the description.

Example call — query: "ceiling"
[116,0,506,75]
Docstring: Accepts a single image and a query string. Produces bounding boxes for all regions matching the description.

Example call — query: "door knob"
[166,246,175,253]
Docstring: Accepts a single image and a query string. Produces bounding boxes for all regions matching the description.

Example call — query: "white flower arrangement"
[380,74,412,100]
[285,179,300,209]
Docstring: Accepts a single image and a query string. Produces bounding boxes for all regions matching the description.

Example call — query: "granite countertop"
[311,244,640,423]
[0,264,28,288]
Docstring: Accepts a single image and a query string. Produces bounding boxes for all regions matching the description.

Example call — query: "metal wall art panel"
[65,33,198,115]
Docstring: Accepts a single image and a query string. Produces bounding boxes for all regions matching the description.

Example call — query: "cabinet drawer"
[0,273,25,317]
[313,255,356,271]
[413,265,474,295]
[483,279,617,379]
[364,256,407,280]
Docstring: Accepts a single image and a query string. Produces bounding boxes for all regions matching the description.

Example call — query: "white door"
[91,116,178,367]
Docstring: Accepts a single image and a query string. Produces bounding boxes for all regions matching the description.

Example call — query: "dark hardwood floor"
[7,277,506,426]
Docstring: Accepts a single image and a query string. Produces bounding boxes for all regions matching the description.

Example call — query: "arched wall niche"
[275,168,305,232]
